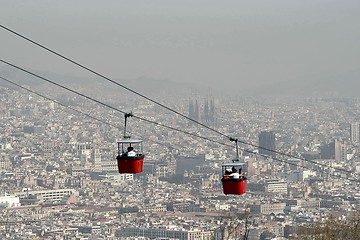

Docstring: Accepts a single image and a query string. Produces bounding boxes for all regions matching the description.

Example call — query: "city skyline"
[1,0,360,95]
[1,1,360,239]
[1,78,360,239]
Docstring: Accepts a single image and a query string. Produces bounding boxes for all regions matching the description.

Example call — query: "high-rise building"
[258,131,276,158]
[93,148,102,171]
[194,100,199,121]
[320,141,335,159]
[350,122,360,143]
[188,99,194,119]
[189,99,215,124]
[335,140,347,162]
[203,98,216,123]
[188,100,199,123]
[204,99,209,123]
[210,98,215,122]
[43,140,55,159]
[320,140,346,162]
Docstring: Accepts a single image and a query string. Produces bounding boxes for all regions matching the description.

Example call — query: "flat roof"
[222,162,246,167]
[117,139,143,143]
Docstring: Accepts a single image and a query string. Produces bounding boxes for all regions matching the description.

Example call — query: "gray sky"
[1,0,360,94]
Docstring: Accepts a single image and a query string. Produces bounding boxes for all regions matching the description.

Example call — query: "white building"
[248,202,286,214]
[107,173,133,182]
[0,194,21,208]
[288,170,316,182]
[265,180,288,194]
[350,122,360,143]
[16,188,79,203]
[101,160,118,171]
[118,227,214,240]
[335,141,347,162]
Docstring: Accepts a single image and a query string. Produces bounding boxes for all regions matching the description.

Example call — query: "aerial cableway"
[221,138,247,195]
[1,73,359,197]
[0,25,356,180]
[0,23,359,194]
[116,113,145,174]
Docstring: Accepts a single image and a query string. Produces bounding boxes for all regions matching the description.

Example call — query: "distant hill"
[0,67,86,87]
[118,77,208,97]
[243,69,360,97]
[2,66,358,98]
[0,67,209,98]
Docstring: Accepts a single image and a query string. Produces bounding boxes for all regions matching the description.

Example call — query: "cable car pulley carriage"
[221,137,247,195]
[116,112,145,174]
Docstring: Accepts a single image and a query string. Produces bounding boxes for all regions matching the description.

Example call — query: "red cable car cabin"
[221,162,247,195]
[116,139,144,174]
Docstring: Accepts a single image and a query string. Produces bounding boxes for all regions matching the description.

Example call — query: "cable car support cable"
[0,74,358,183]
[0,58,356,179]
[0,60,230,147]
[0,24,228,138]
[0,24,355,177]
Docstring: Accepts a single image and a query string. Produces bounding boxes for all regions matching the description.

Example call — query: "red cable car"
[116,113,145,174]
[221,162,247,195]
[116,139,144,174]
[221,138,247,195]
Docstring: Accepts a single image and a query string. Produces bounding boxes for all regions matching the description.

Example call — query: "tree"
[296,212,360,240]
[217,209,251,240]
[260,230,275,240]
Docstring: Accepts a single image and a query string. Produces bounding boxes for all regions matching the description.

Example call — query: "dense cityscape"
[1,79,360,239]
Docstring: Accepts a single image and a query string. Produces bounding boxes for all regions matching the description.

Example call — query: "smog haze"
[1,0,360,96]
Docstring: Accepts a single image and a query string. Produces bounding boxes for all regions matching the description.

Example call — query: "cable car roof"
[117,139,143,144]
[222,162,246,167]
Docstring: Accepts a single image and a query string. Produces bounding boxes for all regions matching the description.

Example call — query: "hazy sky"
[1,0,360,93]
